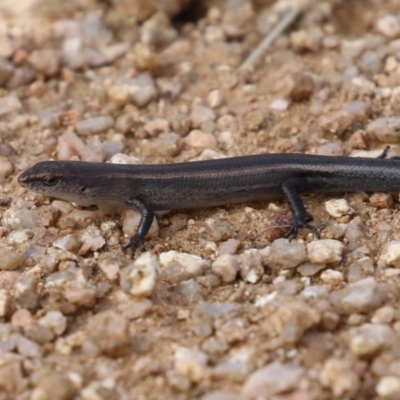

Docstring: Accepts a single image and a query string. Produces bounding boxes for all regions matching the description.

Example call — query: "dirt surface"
[2,0,400,399]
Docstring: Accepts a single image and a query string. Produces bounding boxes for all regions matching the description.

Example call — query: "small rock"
[143,118,170,136]
[218,238,240,255]
[367,117,400,143]
[174,346,210,383]
[242,362,305,398]
[207,90,223,108]
[320,269,344,285]
[290,28,322,52]
[0,359,23,393]
[359,50,382,74]
[297,263,327,276]
[115,113,135,133]
[184,130,217,149]
[376,376,400,398]
[190,105,216,128]
[350,323,393,358]
[307,240,344,264]
[204,218,232,241]
[39,311,67,336]
[159,251,209,284]
[325,199,354,218]
[211,254,240,283]
[64,280,96,307]
[15,275,38,309]
[79,226,106,255]
[109,73,157,108]
[11,309,33,328]
[31,371,76,400]
[317,141,344,156]
[369,193,393,209]
[261,239,307,271]
[28,49,61,77]
[379,241,400,268]
[53,234,81,253]
[270,99,289,110]
[11,333,44,358]
[115,291,152,319]
[191,306,214,338]
[287,71,315,102]
[238,249,264,283]
[6,229,33,245]
[75,116,114,136]
[243,111,264,132]
[372,306,394,324]
[319,358,360,397]
[319,110,354,136]
[87,310,130,357]
[330,277,383,314]
[0,94,22,116]
[376,15,400,39]
[97,252,128,281]
[120,252,160,296]
[0,248,26,271]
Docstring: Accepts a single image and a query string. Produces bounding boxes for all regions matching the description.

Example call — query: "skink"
[18,151,400,252]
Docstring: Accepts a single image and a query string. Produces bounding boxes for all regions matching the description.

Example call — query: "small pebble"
[319,358,360,396]
[86,310,130,357]
[120,252,160,296]
[330,277,383,314]
[218,238,240,255]
[53,234,81,253]
[270,99,289,110]
[372,306,394,324]
[64,280,96,308]
[204,218,232,241]
[307,240,344,264]
[350,323,393,358]
[238,249,264,283]
[367,117,400,143]
[376,376,400,398]
[159,251,209,284]
[143,118,170,136]
[376,15,400,39]
[28,49,61,77]
[287,71,315,102]
[242,362,305,398]
[260,239,307,271]
[369,193,393,209]
[379,241,400,268]
[97,252,128,281]
[325,199,354,218]
[320,269,344,285]
[38,311,67,336]
[0,94,22,116]
[174,346,210,383]
[79,226,106,254]
[211,254,239,283]
[207,90,223,108]
[184,130,217,149]
[75,116,114,136]
[190,105,216,128]
[0,247,26,271]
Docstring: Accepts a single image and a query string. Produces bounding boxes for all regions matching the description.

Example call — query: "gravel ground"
[2,0,400,399]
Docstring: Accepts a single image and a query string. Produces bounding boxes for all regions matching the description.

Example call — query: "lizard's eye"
[44,176,59,186]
